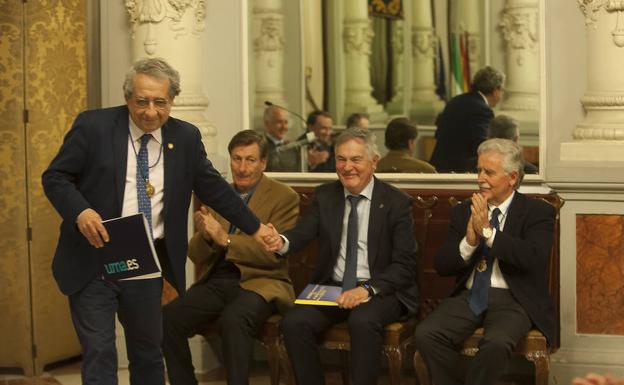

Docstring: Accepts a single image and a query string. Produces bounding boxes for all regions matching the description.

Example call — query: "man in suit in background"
[263,105,301,172]
[487,115,538,174]
[377,117,437,173]
[346,112,370,129]
[464,115,539,174]
[270,127,419,385]
[304,110,336,172]
[42,58,273,385]
[163,130,299,385]
[429,66,505,173]
[415,138,556,385]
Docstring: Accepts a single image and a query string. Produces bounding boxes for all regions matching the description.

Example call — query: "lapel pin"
[379,203,384,209]
[167,143,174,149]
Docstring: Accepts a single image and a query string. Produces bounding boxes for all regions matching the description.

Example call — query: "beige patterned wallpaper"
[0,0,86,375]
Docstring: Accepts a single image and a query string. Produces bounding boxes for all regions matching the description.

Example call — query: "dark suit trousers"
[280,295,403,385]
[162,278,275,385]
[69,277,164,385]
[414,288,531,385]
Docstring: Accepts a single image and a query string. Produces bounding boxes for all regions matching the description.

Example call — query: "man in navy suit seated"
[269,128,419,385]
[415,138,556,385]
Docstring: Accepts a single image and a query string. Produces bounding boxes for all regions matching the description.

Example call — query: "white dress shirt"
[331,178,375,283]
[278,178,375,284]
[121,117,165,239]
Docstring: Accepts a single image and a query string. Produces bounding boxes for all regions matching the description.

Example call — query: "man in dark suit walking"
[415,138,556,385]
[429,66,505,173]
[269,128,419,385]
[42,58,273,385]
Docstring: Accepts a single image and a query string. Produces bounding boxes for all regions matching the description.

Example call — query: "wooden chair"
[413,194,563,385]
[277,315,418,385]
[414,328,551,385]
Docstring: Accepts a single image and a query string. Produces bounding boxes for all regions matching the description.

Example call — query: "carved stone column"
[409,0,445,124]
[561,1,624,161]
[450,0,482,93]
[252,0,286,129]
[126,0,215,155]
[498,0,539,141]
[343,0,387,123]
[386,20,405,115]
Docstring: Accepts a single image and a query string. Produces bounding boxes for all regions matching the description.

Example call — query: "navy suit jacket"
[430,91,494,173]
[434,192,556,344]
[283,178,420,315]
[42,105,260,295]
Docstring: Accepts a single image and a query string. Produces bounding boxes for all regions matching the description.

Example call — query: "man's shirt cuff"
[277,235,290,255]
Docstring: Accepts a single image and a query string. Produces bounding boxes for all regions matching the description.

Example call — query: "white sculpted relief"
[126,0,206,55]
[412,28,436,59]
[578,0,624,46]
[253,17,284,53]
[343,22,374,56]
[499,8,538,65]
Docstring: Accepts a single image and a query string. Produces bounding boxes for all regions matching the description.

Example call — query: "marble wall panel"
[576,214,624,335]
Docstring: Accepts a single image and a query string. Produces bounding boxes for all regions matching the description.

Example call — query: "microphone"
[275,131,316,153]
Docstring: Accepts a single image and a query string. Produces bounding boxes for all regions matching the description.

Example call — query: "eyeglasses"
[133,97,171,110]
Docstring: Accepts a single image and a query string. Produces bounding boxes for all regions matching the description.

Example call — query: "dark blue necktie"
[467,207,501,315]
[137,134,153,237]
[342,195,363,292]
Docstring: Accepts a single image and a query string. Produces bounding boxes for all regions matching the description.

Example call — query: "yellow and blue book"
[294,284,342,306]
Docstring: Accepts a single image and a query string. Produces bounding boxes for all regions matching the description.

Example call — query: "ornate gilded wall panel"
[0,0,86,375]
[25,0,85,372]
[576,214,624,335]
[0,0,34,373]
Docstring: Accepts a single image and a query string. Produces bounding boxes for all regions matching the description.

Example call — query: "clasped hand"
[195,207,283,251]
[466,193,490,247]
[253,223,284,252]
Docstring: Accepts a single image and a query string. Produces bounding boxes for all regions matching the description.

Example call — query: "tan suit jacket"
[377,150,437,173]
[188,175,299,313]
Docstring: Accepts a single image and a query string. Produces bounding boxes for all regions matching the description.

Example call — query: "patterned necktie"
[467,207,501,315]
[342,195,363,292]
[137,134,153,237]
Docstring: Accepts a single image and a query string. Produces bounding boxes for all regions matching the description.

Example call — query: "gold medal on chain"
[145,180,155,198]
[476,259,487,272]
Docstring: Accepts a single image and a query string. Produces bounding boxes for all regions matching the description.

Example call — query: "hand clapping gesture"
[466,193,490,246]
[194,206,228,247]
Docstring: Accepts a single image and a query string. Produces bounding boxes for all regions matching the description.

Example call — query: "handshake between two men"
[195,207,371,310]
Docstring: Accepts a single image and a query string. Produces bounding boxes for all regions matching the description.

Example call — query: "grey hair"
[334,127,379,159]
[123,57,181,99]
[488,115,519,141]
[471,66,505,95]
[263,105,284,123]
[477,138,524,188]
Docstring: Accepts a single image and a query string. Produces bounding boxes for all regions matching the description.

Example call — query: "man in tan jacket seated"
[162,130,300,385]
[377,117,436,173]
